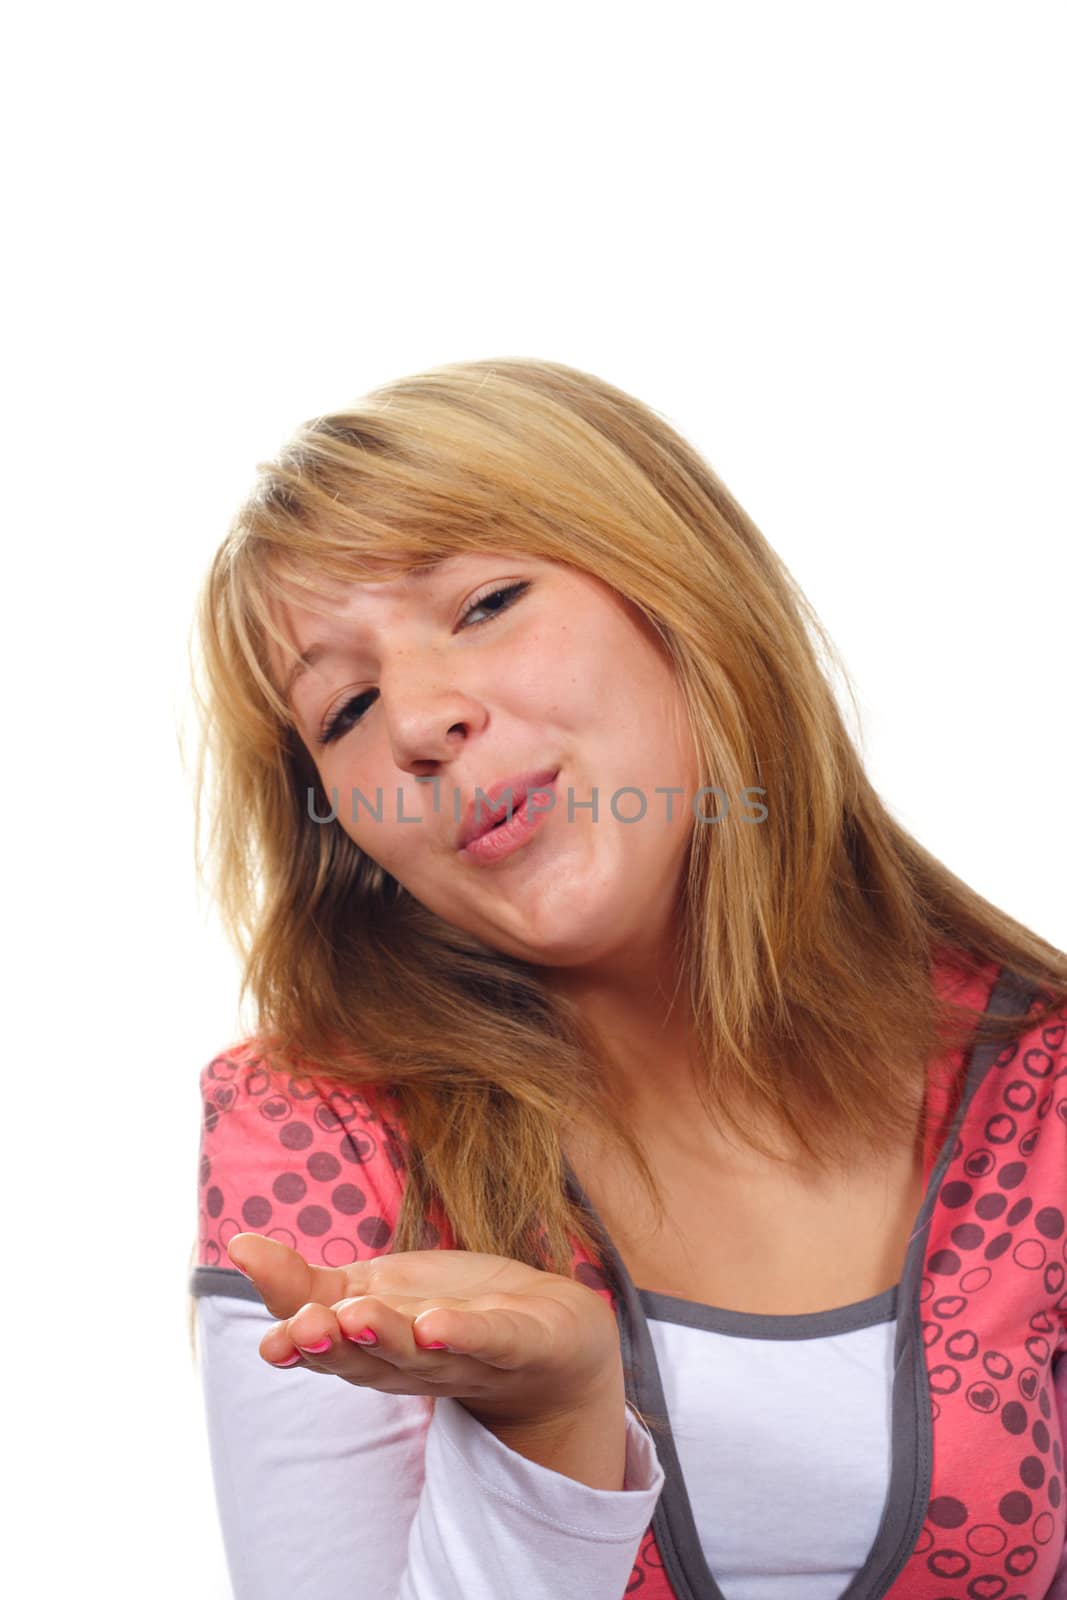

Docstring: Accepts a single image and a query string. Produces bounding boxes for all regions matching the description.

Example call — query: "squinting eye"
[315,579,531,748]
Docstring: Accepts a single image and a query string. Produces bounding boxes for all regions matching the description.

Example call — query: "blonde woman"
[188,358,1067,1599]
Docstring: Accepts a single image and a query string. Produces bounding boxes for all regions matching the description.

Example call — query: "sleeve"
[191,1046,666,1600]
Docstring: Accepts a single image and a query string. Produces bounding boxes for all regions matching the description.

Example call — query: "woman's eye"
[459,579,530,628]
[316,580,531,748]
[318,690,376,747]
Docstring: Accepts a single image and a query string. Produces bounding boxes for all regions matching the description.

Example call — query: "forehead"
[277,553,444,607]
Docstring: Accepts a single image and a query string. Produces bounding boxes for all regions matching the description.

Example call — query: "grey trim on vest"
[638,1282,898,1340]
[561,964,1037,1600]
[190,1264,265,1304]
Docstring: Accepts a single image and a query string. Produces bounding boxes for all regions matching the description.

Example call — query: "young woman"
[188,357,1067,1599]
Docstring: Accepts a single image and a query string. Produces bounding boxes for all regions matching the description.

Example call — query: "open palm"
[226,1232,622,1429]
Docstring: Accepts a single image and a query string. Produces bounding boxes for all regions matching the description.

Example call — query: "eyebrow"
[282,559,447,704]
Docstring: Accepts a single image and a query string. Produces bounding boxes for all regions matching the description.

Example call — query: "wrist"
[460,1369,628,1490]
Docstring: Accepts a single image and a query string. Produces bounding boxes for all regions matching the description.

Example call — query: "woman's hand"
[226,1232,624,1432]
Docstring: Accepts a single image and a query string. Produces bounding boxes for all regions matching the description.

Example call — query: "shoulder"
[995,994,1067,1346]
[990,990,1067,1142]
[949,957,1067,1145]
[927,952,1067,1219]
[958,985,1067,1320]
[925,968,1067,1350]
[195,1038,409,1273]
[966,975,1067,1123]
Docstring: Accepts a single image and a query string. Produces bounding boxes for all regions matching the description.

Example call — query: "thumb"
[226,1232,332,1320]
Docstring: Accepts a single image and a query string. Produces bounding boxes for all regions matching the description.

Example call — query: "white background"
[4,2,1064,1594]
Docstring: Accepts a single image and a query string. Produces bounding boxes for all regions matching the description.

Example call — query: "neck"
[545,950,698,1109]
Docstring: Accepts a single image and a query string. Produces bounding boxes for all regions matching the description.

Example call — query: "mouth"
[456,765,561,853]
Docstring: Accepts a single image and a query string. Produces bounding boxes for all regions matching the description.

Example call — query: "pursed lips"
[456,766,561,851]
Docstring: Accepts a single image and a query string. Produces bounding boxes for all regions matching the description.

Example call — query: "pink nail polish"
[271,1353,301,1367]
[344,1327,378,1345]
[422,1341,448,1350]
[296,1337,332,1354]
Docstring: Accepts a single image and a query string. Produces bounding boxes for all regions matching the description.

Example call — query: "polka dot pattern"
[894,961,1067,1599]
[193,952,1067,1599]
[196,1047,439,1272]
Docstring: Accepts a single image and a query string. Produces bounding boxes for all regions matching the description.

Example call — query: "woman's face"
[274,551,699,973]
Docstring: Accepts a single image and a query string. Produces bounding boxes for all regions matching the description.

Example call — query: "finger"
[259,1301,344,1368]
[227,1232,354,1320]
[332,1296,467,1370]
[263,1298,454,1383]
[411,1304,549,1370]
[331,1294,503,1357]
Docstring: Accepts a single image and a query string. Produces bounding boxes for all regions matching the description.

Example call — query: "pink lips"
[456,766,561,853]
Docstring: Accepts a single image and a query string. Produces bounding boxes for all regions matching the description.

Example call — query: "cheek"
[340,797,460,886]
[506,625,610,718]
[328,789,409,871]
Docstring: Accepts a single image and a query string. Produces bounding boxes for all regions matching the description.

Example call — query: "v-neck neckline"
[559,961,1023,1600]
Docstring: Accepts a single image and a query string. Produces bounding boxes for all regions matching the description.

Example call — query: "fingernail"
[232,1263,253,1279]
[422,1341,448,1350]
[271,1353,301,1367]
[296,1337,332,1354]
[344,1327,378,1345]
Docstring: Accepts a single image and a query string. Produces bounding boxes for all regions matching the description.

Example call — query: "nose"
[379,654,488,775]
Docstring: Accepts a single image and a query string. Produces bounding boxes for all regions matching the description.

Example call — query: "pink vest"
[194,952,1067,1598]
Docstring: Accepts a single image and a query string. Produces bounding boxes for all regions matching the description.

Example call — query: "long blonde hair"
[188,356,1067,1298]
